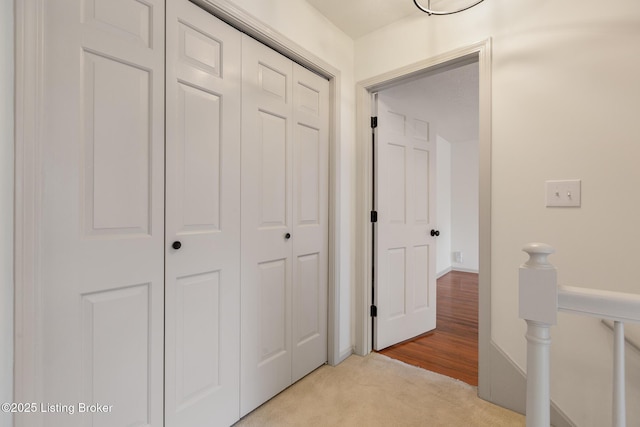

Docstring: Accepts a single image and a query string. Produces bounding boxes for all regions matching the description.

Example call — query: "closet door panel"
[258,112,288,226]
[241,37,330,414]
[175,83,221,231]
[34,1,165,426]
[291,64,329,382]
[240,34,294,417]
[165,1,241,426]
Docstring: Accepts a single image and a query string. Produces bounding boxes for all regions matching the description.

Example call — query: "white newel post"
[519,243,558,427]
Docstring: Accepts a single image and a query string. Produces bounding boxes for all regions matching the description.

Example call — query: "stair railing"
[519,243,640,427]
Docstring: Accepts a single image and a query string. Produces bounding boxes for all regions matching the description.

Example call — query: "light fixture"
[413,0,485,16]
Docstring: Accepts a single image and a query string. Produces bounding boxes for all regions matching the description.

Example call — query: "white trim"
[452,267,480,274]
[354,40,492,397]
[191,0,338,79]
[437,267,480,281]
[559,285,640,324]
[14,0,46,425]
[1,0,15,423]
[436,267,481,279]
[338,347,354,365]
[436,267,453,279]
[192,0,343,368]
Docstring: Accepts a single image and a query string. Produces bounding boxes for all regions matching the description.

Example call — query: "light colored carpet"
[234,353,525,426]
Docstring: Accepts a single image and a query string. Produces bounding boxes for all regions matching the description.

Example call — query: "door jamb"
[15,0,46,417]
[354,39,492,397]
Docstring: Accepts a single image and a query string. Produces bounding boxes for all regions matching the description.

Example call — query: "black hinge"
[370,305,377,317]
[371,116,378,128]
[370,210,377,223]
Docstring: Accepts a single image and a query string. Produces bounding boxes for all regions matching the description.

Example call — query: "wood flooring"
[379,270,479,386]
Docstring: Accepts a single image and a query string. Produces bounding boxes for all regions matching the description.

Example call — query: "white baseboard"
[437,266,479,278]
[437,267,452,278]
[452,267,479,274]
[337,347,354,365]
[484,341,576,427]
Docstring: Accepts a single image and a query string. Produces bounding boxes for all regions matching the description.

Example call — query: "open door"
[374,89,438,350]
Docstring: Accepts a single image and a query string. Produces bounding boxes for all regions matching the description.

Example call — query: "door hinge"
[371,116,378,128]
[370,305,377,317]
[370,210,377,223]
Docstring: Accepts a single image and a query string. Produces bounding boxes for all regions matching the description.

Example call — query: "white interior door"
[374,90,437,351]
[164,1,241,426]
[240,34,294,416]
[240,34,329,416]
[35,0,165,426]
[291,63,330,383]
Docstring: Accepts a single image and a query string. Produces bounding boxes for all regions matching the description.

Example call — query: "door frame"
[354,39,492,397]
[14,0,344,411]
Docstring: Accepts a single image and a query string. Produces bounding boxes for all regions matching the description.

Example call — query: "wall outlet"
[545,179,581,207]
[453,251,463,264]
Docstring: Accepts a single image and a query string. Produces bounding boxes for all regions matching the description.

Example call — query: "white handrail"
[518,243,640,427]
[559,285,640,323]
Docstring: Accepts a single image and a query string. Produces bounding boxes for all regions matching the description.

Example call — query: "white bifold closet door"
[240,35,329,416]
[164,1,241,426]
[34,0,327,425]
[34,0,165,426]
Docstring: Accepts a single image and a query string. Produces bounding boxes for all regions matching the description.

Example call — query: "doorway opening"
[355,40,491,397]
[380,271,479,385]
[372,60,480,385]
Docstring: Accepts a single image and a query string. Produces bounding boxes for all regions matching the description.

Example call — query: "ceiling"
[306,0,468,39]
[381,62,479,143]
[306,0,420,39]
[304,0,480,143]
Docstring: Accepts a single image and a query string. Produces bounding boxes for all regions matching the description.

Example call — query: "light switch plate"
[546,179,581,207]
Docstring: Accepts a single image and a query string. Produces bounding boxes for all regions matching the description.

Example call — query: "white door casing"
[240,34,329,416]
[164,1,241,426]
[31,0,165,425]
[374,90,437,350]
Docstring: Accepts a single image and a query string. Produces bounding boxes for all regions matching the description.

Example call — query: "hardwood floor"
[379,270,479,386]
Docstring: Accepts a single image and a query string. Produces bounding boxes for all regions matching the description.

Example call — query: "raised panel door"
[241,36,329,415]
[374,90,437,350]
[33,1,165,426]
[291,64,329,383]
[164,1,241,426]
[240,34,294,416]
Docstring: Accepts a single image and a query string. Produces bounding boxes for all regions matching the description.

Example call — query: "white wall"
[436,136,452,276]
[356,1,640,425]
[227,0,356,358]
[1,0,13,425]
[451,140,478,272]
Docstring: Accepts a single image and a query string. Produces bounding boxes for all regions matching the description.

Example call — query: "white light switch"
[546,179,581,207]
